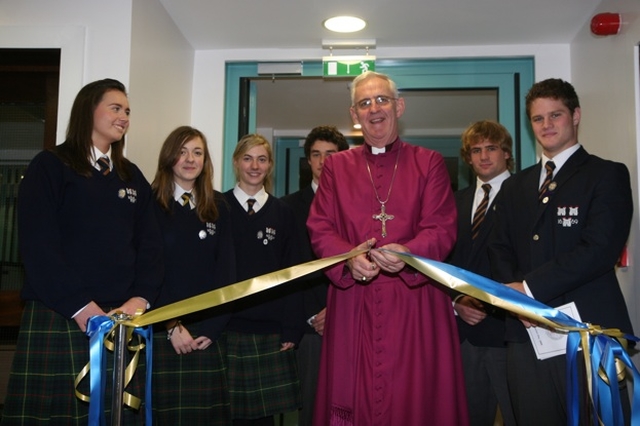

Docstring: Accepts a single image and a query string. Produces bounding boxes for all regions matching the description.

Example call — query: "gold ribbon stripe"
[126,250,365,328]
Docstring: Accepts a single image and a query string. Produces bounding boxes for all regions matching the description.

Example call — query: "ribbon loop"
[78,312,153,425]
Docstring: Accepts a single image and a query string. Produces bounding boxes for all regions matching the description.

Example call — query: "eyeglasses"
[355,95,397,110]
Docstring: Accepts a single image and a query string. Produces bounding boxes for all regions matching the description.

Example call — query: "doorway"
[222,57,535,193]
[265,84,498,196]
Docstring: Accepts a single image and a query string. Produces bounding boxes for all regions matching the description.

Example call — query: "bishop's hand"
[370,243,408,273]
[348,238,379,283]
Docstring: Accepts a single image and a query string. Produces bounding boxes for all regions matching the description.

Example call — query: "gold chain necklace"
[365,146,401,238]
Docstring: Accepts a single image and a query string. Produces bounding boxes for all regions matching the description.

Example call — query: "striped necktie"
[181,192,192,208]
[471,184,491,240]
[247,198,256,215]
[97,156,110,175]
[539,161,556,201]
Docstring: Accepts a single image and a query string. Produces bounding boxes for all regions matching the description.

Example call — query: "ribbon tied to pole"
[79,248,640,426]
[76,312,153,426]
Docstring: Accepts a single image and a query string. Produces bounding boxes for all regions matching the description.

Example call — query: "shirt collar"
[90,145,112,170]
[476,169,511,193]
[541,143,581,174]
[173,182,195,205]
[233,184,268,209]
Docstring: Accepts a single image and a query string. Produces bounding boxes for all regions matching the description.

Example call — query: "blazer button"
[542,196,550,203]
[533,234,540,241]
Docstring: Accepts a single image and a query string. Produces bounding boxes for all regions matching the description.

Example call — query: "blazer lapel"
[459,188,474,237]
[549,146,588,191]
[534,146,588,221]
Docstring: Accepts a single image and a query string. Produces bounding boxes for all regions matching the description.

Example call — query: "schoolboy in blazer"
[448,120,516,426]
[490,78,633,426]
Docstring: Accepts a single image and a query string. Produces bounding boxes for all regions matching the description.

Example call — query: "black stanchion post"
[111,312,129,426]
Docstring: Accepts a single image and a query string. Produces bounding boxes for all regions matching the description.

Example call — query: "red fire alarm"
[591,13,622,36]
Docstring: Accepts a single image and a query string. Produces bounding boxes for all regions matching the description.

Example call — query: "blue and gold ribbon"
[78,314,153,426]
[388,250,639,426]
[81,248,639,426]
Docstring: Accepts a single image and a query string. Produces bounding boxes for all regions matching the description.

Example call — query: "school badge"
[256,227,276,245]
[117,187,137,203]
[557,205,579,227]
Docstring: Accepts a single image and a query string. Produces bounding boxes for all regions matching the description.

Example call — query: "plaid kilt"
[152,323,231,425]
[1,301,148,426]
[225,331,301,419]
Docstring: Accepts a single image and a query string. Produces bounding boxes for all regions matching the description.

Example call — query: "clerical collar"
[366,138,398,155]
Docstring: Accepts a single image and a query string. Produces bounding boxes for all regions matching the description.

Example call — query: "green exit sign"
[323,56,376,77]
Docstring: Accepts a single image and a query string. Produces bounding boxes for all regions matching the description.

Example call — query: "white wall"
[192,45,572,190]
[0,0,133,144]
[570,0,640,346]
[0,0,193,180]
[0,0,133,82]
[129,0,195,178]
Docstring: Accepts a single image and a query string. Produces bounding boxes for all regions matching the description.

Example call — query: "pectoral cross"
[372,203,394,238]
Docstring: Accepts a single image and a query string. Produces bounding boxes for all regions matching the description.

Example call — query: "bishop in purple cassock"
[307,71,468,426]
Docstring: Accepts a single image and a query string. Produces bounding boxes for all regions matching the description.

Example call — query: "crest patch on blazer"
[557,206,579,227]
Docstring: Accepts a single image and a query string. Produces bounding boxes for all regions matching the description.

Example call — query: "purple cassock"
[307,139,469,426]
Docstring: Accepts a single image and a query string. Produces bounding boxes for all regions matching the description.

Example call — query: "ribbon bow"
[77,312,153,426]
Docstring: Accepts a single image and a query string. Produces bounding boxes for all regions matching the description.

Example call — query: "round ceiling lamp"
[323,16,366,33]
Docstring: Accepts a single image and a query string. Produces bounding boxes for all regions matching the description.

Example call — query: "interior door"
[223,58,534,194]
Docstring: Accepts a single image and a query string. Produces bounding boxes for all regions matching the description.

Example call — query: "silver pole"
[111,313,129,426]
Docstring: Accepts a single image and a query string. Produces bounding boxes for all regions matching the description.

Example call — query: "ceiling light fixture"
[323,16,366,33]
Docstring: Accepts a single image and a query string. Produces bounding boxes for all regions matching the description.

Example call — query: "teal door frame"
[222,57,535,192]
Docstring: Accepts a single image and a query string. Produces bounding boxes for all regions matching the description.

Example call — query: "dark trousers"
[296,332,323,426]
[507,340,630,426]
[460,340,516,426]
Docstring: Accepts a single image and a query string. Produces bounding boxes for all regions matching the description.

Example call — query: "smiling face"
[234,144,271,195]
[529,97,580,158]
[468,139,510,182]
[350,76,405,148]
[172,137,205,191]
[91,89,130,153]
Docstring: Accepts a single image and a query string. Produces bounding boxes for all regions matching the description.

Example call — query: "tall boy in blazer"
[490,78,633,425]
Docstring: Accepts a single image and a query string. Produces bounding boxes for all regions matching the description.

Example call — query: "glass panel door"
[223,58,534,194]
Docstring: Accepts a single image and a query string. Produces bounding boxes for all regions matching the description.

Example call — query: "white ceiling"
[159,0,601,50]
[157,0,602,136]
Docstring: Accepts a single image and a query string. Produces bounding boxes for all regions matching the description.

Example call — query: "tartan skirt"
[152,323,231,425]
[225,331,301,419]
[1,301,147,426]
